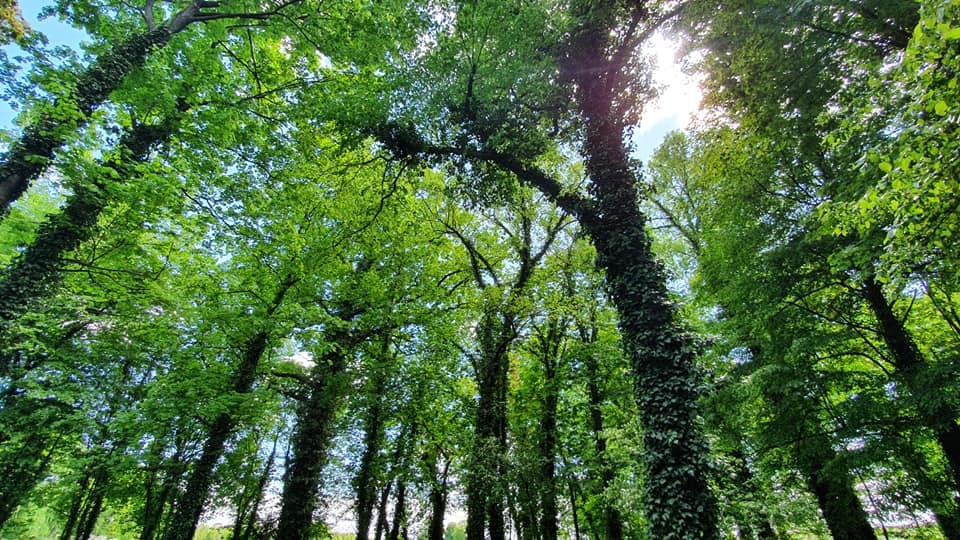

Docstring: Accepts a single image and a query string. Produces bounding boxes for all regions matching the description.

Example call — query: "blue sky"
[0,3,89,131]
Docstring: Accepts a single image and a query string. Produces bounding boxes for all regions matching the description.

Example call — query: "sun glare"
[638,31,703,134]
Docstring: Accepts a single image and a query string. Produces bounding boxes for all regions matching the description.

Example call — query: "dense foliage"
[0,0,958,539]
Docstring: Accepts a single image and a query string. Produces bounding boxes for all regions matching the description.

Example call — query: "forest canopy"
[1,1,959,539]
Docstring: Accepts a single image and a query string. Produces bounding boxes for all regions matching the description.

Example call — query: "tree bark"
[355,337,392,540]
[275,338,351,540]
[583,341,624,540]
[426,451,449,540]
[75,465,108,540]
[862,277,960,489]
[387,477,407,540]
[60,470,91,540]
[798,435,877,540]
[537,316,563,540]
[559,6,719,537]
[466,310,512,540]
[161,278,293,540]
[0,119,176,362]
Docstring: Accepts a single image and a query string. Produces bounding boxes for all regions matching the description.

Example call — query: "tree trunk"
[275,345,350,540]
[232,430,279,540]
[355,337,392,540]
[0,1,212,213]
[538,316,562,540]
[374,478,393,540]
[466,310,512,540]
[567,476,582,540]
[75,466,108,540]
[60,471,92,540]
[798,435,877,540]
[161,278,292,540]
[581,330,624,540]
[0,119,176,366]
[426,452,449,540]
[561,7,719,536]
[862,277,960,490]
[387,478,407,540]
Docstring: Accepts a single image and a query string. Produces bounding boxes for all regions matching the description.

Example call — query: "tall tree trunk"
[75,466,108,540]
[139,458,185,540]
[0,119,176,366]
[387,477,407,540]
[60,471,92,540]
[467,310,511,540]
[232,430,279,540]
[581,329,624,540]
[862,277,960,491]
[426,451,449,540]
[275,343,351,540]
[567,474,582,540]
[797,434,877,540]
[0,2,215,213]
[161,277,292,540]
[560,6,719,537]
[537,316,562,540]
[0,430,60,528]
[374,478,393,540]
[355,337,392,540]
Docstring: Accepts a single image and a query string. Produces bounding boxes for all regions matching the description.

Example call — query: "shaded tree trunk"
[426,451,449,540]
[579,324,624,540]
[387,477,407,540]
[559,6,719,537]
[355,336,392,540]
[161,278,294,540]
[797,435,877,540]
[232,430,280,540]
[60,471,92,540]
[537,315,563,540]
[862,277,960,491]
[374,478,392,540]
[275,337,352,540]
[74,465,108,540]
[466,310,512,540]
[567,475,582,540]
[0,119,177,367]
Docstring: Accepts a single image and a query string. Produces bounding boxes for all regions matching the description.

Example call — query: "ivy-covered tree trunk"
[0,2,212,213]
[466,310,512,540]
[161,278,293,540]
[560,5,718,537]
[355,337,392,540]
[276,338,352,540]
[0,119,176,354]
[0,397,68,529]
